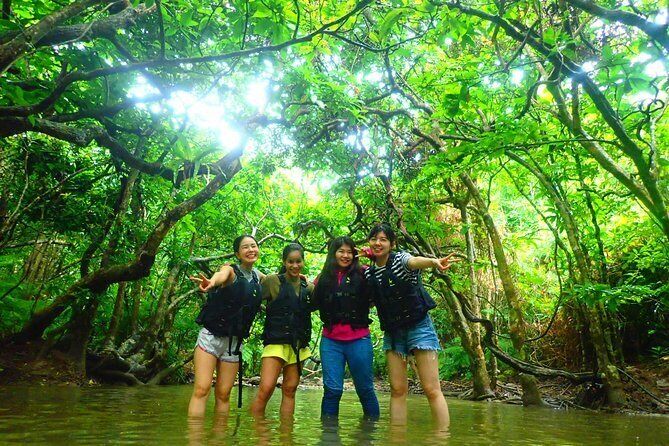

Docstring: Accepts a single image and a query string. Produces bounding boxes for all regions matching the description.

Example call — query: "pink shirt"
[320,269,371,342]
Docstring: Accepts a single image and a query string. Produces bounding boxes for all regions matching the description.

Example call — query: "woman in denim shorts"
[363,223,459,426]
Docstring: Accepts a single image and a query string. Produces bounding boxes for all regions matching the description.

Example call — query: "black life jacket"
[262,274,312,349]
[367,252,436,332]
[315,269,371,329]
[195,264,262,341]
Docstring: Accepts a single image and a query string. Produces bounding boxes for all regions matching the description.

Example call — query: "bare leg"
[250,356,284,416]
[414,349,450,427]
[386,351,408,424]
[214,360,239,414]
[188,347,218,417]
[279,363,300,416]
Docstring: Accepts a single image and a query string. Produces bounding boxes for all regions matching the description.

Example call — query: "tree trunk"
[65,297,101,373]
[138,261,182,362]
[507,151,625,406]
[587,303,626,406]
[441,287,493,398]
[129,280,142,335]
[103,281,127,349]
[455,198,494,398]
[461,173,543,405]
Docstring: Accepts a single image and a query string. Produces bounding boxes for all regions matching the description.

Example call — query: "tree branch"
[0,0,107,74]
[9,147,243,343]
[565,0,669,53]
[0,5,152,49]
[0,0,374,116]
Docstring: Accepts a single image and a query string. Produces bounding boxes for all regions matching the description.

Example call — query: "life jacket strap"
[237,355,243,408]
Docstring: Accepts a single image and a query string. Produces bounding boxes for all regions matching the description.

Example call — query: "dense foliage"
[1,0,667,407]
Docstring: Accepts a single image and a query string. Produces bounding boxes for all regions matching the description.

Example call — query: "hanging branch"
[376,174,423,253]
[439,1,669,240]
[0,0,374,119]
[524,242,567,343]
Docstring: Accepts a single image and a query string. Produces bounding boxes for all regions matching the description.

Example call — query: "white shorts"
[195,328,242,362]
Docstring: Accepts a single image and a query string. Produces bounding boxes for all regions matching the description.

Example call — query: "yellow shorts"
[261,344,311,365]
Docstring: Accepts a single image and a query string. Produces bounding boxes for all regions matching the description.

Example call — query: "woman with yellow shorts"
[250,243,314,416]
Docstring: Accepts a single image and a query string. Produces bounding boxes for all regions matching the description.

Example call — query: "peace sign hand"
[189,273,213,292]
[434,253,462,271]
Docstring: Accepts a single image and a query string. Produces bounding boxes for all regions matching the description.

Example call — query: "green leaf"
[180,10,193,27]
[601,44,613,61]
[0,19,19,30]
[543,27,558,46]
[379,9,406,41]
[253,6,274,19]
[629,75,651,90]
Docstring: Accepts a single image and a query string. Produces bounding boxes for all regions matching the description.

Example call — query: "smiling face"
[368,231,393,262]
[283,249,304,279]
[335,244,354,269]
[235,236,259,266]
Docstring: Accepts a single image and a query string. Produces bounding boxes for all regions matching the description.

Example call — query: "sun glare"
[246,79,270,111]
[645,60,667,78]
[165,90,243,149]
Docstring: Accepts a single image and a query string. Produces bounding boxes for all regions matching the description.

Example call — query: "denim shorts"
[195,328,241,362]
[382,314,441,357]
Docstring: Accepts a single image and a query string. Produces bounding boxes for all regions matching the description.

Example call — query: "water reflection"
[187,416,206,445]
[0,386,667,445]
[278,413,295,446]
[318,416,379,445]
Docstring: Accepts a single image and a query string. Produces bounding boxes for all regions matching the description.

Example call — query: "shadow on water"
[0,385,668,445]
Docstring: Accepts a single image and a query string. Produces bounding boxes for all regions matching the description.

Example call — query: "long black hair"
[278,243,305,274]
[313,237,363,301]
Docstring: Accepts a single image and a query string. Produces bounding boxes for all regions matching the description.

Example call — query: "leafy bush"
[438,338,471,380]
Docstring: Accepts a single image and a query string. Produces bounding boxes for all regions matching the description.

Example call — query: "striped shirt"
[364,251,419,285]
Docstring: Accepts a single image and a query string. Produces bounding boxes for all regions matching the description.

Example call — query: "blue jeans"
[319,335,380,418]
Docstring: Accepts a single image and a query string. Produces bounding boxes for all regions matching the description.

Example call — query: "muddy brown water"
[0,385,667,445]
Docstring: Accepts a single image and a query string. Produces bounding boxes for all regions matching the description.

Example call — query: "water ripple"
[0,385,667,445]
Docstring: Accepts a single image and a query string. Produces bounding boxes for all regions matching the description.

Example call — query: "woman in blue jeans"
[313,237,380,419]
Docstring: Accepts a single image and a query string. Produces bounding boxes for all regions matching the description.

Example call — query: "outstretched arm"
[407,253,460,272]
[189,265,235,292]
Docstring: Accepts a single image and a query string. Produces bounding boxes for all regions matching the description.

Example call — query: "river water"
[0,385,667,445]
